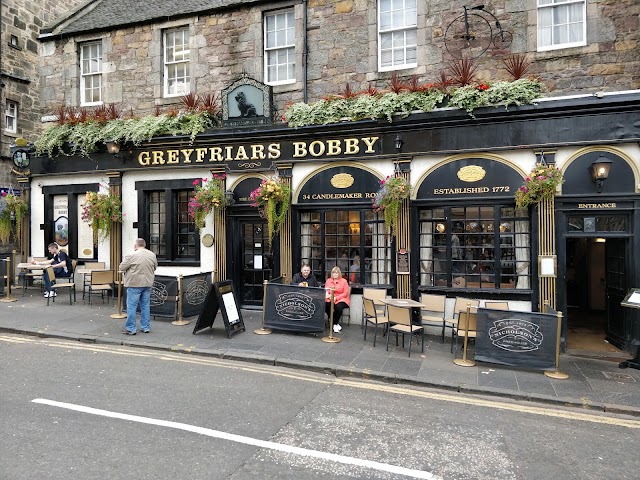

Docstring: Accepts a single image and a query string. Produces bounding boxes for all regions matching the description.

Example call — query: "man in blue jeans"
[36,242,72,298]
[119,238,158,335]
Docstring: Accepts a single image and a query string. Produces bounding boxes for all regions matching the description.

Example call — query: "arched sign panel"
[297,166,380,204]
[231,177,264,205]
[417,158,523,200]
[562,151,635,195]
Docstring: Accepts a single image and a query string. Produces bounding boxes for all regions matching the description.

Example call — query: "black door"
[231,217,272,307]
[605,238,626,347]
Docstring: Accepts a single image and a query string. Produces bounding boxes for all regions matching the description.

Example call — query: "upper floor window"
[164,27,190,97]
[378,0,417,71]
[537,0,586,51]
[264,10,295,85]
[5,100,17,133]
[80,41,102,105]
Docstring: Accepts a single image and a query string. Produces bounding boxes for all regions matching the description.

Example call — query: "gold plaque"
[202,234,214,247]
[83,248,93,256]
[15,137,28,147]
[457,165,486,182]
[330,173,354,189]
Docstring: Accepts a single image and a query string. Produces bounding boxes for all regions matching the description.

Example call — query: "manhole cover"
[602,371,636,382]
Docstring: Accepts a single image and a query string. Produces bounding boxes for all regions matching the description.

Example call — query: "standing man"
[36,242,73,298]
[119,238,157,335]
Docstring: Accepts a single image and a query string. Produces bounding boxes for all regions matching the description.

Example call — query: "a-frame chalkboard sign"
[193,280,245,338]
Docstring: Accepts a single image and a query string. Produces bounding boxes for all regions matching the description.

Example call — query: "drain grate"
[602,371,636,382]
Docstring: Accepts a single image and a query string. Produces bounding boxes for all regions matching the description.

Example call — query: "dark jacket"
[290,272,320,287]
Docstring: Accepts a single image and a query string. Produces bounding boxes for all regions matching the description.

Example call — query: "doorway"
[565,237,626,355]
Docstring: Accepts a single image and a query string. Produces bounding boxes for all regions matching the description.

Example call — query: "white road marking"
[32,398,440,480]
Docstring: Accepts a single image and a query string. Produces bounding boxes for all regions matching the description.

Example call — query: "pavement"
[2,287,640,417]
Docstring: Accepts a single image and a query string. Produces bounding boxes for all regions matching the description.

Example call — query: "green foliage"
[81,189,123,242]
[249,177,291,245]
[0,193,29,244]
[515,163,564,209]
[372,175,411,236]
[188,174,228,231]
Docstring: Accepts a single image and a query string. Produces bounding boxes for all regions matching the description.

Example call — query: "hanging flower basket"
[515,163,563,209]
[81,190,123,242]
[372,175,411,236]
[249,177,291,244]
[188,174,229,232]
[0,191,29,244]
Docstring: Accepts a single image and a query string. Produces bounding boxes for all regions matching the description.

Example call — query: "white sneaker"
[44,292,50,297]
[333,324,342,333]
[50,291,57,297]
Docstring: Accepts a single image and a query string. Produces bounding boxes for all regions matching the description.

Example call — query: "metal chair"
[362,287,387,331]
[45,265,76,306]
[446,297,480,352]
[386,304,424,357]
[363,297,389,347]
[420,293,447,342]
[87,270,114,306]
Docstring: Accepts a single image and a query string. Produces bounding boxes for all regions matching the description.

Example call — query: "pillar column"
[107,172,122,271]
[17,177,30,258]
[276,164,293,281]
[211,167,226,282]
[396,159,411,299]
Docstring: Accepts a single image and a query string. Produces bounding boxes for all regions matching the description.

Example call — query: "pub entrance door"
[229,215,273,308]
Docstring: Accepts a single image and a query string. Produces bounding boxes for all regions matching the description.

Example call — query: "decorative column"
[107,173,123,270]
[396,159,412,299]
[17,177,30,258]
[276,164,293,280]
[212,167,227,282]
[538,196,556,310]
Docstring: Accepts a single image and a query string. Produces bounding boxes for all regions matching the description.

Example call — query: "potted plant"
[81,189,123,242]
[188,174,229,231]
[0,191,29,244]
[372,175,411,236]
[250,177,291,244]
[515,163,563,209]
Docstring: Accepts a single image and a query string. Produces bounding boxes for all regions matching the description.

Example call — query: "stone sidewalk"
[1,290,639,416]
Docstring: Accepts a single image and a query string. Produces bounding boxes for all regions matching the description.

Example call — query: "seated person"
[325,266,350,333]
[35,242,73,298]
[349,257,360,284]
[290,262,320,287]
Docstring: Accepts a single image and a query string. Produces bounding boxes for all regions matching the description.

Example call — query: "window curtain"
[420,216,433,286]
[515,219,530,289]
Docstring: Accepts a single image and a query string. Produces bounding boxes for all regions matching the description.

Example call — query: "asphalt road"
[1,333,639,480]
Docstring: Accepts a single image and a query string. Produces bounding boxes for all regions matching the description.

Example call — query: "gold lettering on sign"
[433,187,492,195]
[330,173,355,189]
[578,203,617,209]
[457,165,486,182]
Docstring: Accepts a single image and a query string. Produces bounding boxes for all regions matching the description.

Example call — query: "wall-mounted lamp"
[591,154,613,193]
[395,133,403,153]
[105,140,121,155]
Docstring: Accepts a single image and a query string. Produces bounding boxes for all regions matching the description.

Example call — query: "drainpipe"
[302,0,308,103]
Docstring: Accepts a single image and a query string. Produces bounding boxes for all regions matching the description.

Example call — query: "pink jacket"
[325,277,350,306]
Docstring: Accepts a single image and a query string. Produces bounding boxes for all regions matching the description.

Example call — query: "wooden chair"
[87,270,114,306]
[386,305,424,357]
[82,262,106,299]
[452,306,478,354]
[446,297,480,352]
[484,301,509,310]
[45,265,76,306]
[363,297,389,347]
[420,293,447,342]
[362,287,387,331]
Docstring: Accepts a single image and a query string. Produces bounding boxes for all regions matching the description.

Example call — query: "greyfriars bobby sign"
[221,77,273,127]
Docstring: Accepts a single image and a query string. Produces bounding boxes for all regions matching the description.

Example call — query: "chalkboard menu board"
[193,280,245,337]
[396,250,410,275]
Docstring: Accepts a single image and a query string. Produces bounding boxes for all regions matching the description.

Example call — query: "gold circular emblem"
[201,234,214,247]
[457,165,486,182]
[330,173,354,189]
[82,248,93,256]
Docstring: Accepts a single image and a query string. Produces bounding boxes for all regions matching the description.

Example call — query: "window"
[80,41,102,105]
[300,209,391,285]
[419,206,530,291]
[264,10,295,84]
[137,180,199,264]
[378,0,417,71]
[164,27,190,97]
[537,0,586,51]
[5,100,17,133]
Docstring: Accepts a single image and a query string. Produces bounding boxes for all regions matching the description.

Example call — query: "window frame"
[5,100,18,133]
[163,27,191,98]
[79,41,103,106]
[136,179,200,266]
[263,9,296,86]
[537,0,586,52]
[378,0,418,72]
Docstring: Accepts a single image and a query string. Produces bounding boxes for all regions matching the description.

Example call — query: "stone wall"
[38,0,639,119]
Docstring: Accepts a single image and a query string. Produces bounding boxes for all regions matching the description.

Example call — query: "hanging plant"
[188,174,229,231]
[515,163,563,209]
[249,177,291,245]
[372,175,411,236]
[0,192,29,244]
[81,189,123,242]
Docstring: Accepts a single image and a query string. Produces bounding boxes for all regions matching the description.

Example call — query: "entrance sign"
[538,255,557,278]
[263,283,326,333]
[396,249,410,275]
[193,280,245,337]
[475,308,557,370]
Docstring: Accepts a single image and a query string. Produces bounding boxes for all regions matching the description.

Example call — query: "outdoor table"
[16,263,45,294]
[381,298,427,342]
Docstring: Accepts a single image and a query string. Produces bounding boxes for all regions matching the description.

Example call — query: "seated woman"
[325,266,350,333]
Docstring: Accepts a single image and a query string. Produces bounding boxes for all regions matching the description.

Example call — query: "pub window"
[80,41,102,106]
[137,181,199,264]
[568,215,626,233]
[378,0,417,71]
[264,10,296,85]
[300,209,391,285]
[419,205,530,290]
[164,27,190,97]
[537,0,586,51]
[5,100,17,133]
